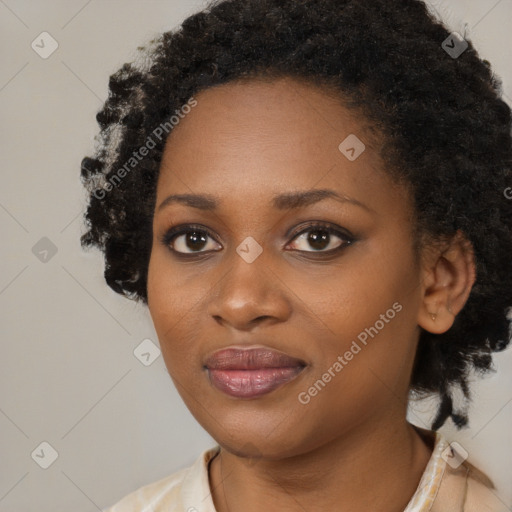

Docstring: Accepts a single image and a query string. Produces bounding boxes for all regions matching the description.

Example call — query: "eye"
[161,224,221,255]
[286,222,354,254]
[161,221,354,257]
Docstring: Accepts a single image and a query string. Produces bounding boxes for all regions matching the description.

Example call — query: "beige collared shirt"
[103,431,507,512]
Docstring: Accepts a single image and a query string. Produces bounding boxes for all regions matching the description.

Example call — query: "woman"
[80,0,512,510]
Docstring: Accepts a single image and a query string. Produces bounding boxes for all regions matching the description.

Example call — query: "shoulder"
[102,446,220,512]
[462,461,508,512]
[412,428,508,512]
[433,456,506,512]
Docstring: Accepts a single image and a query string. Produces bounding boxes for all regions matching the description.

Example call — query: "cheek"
[147,249,204,370]
[291,239,421,389]
[287,240,418,341]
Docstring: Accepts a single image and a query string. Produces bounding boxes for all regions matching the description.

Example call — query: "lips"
[204,347,306,398]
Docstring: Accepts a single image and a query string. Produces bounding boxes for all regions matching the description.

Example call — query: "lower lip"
[207,367,304,398]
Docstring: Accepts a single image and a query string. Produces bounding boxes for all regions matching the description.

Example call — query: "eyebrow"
[157,188,374,213]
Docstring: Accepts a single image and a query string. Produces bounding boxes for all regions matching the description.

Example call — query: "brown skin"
[147,77,476,512]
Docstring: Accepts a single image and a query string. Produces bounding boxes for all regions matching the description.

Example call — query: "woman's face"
[147,76,426,458]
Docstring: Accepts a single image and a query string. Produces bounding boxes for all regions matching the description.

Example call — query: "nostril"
[212,315,224,325]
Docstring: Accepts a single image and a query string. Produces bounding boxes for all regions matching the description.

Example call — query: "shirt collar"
[403,429,449,512]
[180,445,220,512]
[180,430,448,512]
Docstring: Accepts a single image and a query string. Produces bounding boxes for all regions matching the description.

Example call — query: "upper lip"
[204,347,307,370]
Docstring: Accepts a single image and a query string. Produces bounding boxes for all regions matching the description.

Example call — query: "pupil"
[308,230,329,250]
[187,231,207,251]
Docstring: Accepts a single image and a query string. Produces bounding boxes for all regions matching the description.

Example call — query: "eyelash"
[160,221,355,259]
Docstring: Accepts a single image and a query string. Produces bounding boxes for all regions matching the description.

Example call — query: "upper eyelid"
[287,222,353,240]
[165,222,349,238]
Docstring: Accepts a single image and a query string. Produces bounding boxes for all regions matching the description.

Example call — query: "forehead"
[164,76,375,153]
[155,76,408,217]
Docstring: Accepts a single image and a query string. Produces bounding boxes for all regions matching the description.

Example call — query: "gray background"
[1,1,511,510]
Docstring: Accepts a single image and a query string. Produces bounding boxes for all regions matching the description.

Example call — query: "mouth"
[204,347,307,399]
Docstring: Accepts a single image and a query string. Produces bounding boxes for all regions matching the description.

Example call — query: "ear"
[417,230,476,334]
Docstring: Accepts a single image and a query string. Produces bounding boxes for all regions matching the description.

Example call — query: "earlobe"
[418,301,455,334]
[417,231,476,335]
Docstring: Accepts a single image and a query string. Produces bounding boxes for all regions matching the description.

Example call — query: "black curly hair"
[80,0,512,430]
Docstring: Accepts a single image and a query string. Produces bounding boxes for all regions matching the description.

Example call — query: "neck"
[209,419,433,512]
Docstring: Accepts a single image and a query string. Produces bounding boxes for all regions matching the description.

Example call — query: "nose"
[207,249,292,331]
